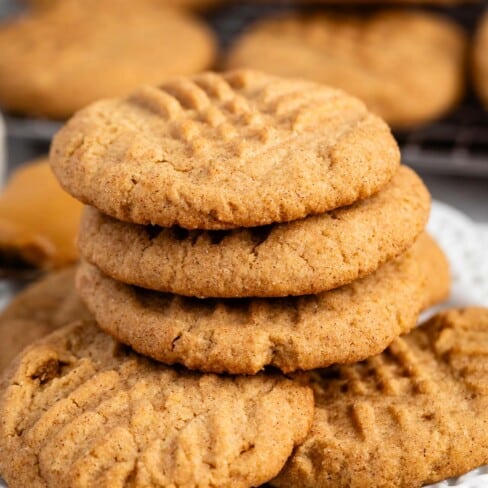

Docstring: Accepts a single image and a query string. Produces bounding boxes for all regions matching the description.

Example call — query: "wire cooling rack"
[4,1,488,176]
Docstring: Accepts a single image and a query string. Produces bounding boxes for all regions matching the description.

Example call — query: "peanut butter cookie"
[272,307,488,487]
[226,11,466,128]
[473,12,488,107]
[0,158,82,269]
[0,1,216,118]
[0,321,314,488]
[78,166,429,297]
[0,267,90,372]
[76,234,450,374]
[51,70,400,229]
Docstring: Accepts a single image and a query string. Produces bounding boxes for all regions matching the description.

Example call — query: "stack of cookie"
[50,69,449,375]
[3,70,473,488]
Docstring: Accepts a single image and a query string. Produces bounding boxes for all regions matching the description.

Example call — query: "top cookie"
[0,321,313,488]
[0,0,216,119]
[226,11,466,128]
[272,307,488,487]
[50,70,400,229]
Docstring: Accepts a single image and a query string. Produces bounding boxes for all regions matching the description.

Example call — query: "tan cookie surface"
[0,267,90,373]
[0,321,314,488]
[226,11,466,128]
[51,70,400,229]
[76,234,450,374]
[0,1,216,119]
[0,157,82,269]
[27,0,221,11]
[272,307,488,487]
[473,13,488,107]
[78,166,429,297]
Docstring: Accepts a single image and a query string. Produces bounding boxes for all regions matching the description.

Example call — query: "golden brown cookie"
[0,267,90,373]
[51,70,400,229]
[76,234,450,374]
[272,307,488,487]
[473,12,488,107]
[78,166,430,297]
[27,0,222,11]
[0,321,314,488]
[0,158,82,269]
[0,1,216,119]
[226,11,466,128]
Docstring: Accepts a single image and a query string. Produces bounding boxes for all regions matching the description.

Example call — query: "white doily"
[0,200,487,488]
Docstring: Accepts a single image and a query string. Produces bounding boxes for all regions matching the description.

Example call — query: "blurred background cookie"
[226,10,467,129]
[0,157,82,271]
[0,0,217,118]
[473,11,488,108]
[25,0,223,12]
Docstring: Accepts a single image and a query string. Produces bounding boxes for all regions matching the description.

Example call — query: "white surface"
[0,201,487,488]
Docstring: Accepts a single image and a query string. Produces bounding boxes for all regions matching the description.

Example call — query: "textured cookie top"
[51,70,400,229]
[272,307,488,488]
[0,267,90,373]
[226,12,466,128]
[0,1,216,119]
[473,13,488,107]
[76,234,450,374]
[78,166,429,297]
[0,322,313,488]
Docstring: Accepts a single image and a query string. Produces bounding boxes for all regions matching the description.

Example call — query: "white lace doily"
[0,200,487,488]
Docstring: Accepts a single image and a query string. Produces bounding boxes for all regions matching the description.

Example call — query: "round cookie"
[0,267,90,372]
[78,166,430,298]
[76,234,450,374]
[0,321,314,488]
[0,1,216,119]
[272,307,488,487]
[51,70,400,229]
[473,13,488,107]
[226,11,466,128]
[27,0,221,11]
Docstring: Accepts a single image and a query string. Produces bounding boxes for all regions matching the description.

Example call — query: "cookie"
[78,166,430,298]
[0,157,82,269]
[0,267,90,373]
[50,70,400,229]
[27,0,221,11]
[272,307,488,487]
[473,12,488,107]
[226,11,466,128]
[0,1,216,119]
[0,321,314,488]
[76,234,450,374]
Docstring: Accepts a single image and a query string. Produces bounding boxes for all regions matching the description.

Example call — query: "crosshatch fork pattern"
[272,308,488,488]
[0,322,313,488]
[127,71,367,161]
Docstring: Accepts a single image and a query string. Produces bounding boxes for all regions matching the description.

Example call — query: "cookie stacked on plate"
[6,70,481,488]
[50,70,448,375]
